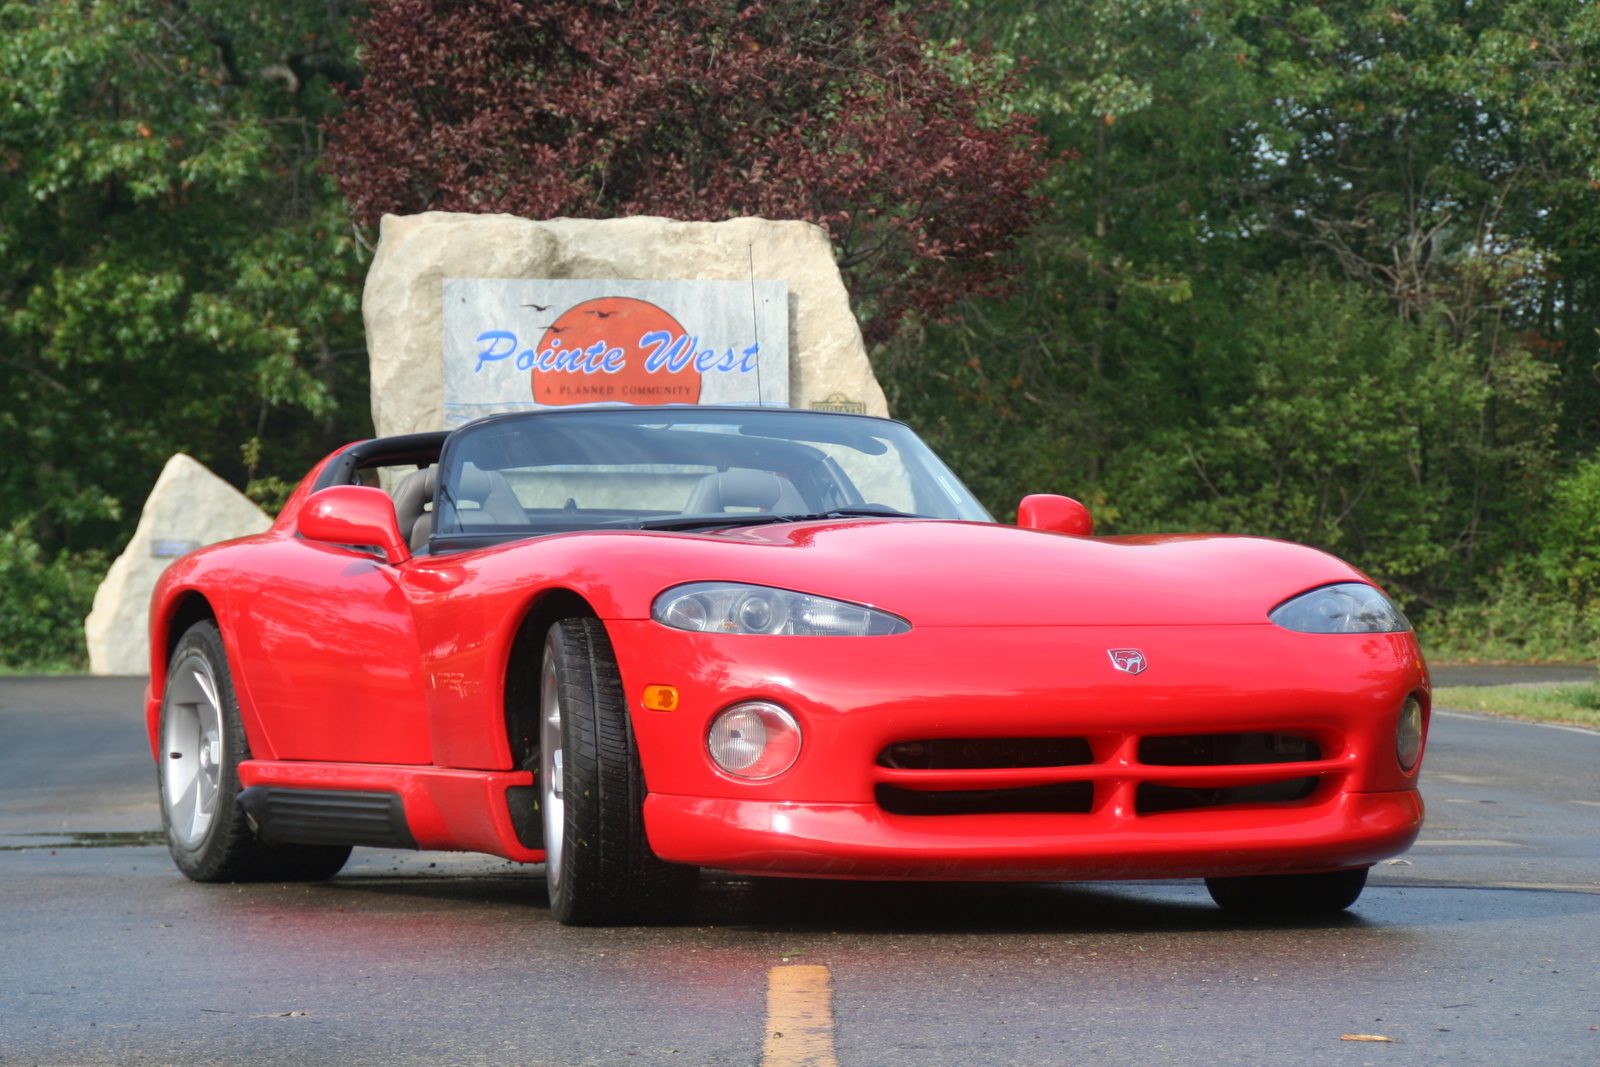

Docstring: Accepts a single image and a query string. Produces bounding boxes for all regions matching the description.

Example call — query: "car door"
[224,536,431,764]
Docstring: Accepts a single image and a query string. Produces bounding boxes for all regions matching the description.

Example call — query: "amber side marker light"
[642,685,680,712]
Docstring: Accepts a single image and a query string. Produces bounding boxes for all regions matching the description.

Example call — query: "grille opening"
[876,782,1094,816]
[1139,732,1321,767]
[877,737,1093,770]
[1135,777,1320,815]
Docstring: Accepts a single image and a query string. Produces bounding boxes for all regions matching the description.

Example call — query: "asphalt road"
[1429,663,1597,687]
[1,676,1596,1066]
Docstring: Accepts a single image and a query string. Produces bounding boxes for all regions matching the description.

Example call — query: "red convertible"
[147,407,1427,924]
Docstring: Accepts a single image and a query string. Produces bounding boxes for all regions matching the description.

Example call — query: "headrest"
[457,463,496,501]
[714,469,784,509]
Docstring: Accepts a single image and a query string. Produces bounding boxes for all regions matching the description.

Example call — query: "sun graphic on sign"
[532,297,703,406]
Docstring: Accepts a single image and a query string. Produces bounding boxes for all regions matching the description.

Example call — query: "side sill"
[235,760,543,862]
[237,786,418,850]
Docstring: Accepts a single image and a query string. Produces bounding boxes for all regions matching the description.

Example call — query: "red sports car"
[147,406,1427,924]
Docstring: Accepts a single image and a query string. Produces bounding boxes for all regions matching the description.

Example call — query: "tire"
[159,621,351,882]
[1204,866,1369,916]
[540,617,697,925]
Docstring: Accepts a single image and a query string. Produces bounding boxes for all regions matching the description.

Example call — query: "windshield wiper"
[628,505,925,532]
[793,505,927,519]
[627,514,796,532]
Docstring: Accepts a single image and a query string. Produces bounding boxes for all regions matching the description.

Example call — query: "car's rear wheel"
[540,617,696,925]
[1204,866,1369,916]
[159,621,351,882]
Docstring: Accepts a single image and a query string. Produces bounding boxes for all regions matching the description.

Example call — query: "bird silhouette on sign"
[521,302,551,312]
[586,310,617,319]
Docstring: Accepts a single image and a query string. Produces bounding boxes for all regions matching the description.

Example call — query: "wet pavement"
[1,677,1596,1065]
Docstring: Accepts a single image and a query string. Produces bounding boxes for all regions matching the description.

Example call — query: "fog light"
[1397,695,1424,772]
[707,702,801,780]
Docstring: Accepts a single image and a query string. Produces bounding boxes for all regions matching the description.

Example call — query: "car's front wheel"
[540,617,697,925]
[159,620,351,882]
[1204,866,1369,916]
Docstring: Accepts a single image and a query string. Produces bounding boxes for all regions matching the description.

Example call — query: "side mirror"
[297,485,411,564]
[1017,494,1094,536]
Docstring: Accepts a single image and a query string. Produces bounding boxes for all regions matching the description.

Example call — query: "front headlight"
[1269,582,1411,634]
[652,582,910,636]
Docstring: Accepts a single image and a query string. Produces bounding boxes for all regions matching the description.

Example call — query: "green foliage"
[1421,567,1600,665]
[0,527,102,670]
[1536,453,1600,603]
[2,0,1597,668]
[902,0,1598,649]
[1106,274,1556,596]
[1418,449,1600,664]
[0,0,369,563]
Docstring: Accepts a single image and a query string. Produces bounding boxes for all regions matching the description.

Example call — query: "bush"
[1536,452,1600,605]
[0,526,102,671]
[1419,567,1600,665]
[1423,450,1600,664]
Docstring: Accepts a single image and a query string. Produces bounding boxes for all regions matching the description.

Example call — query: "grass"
[1433,681,1600,731]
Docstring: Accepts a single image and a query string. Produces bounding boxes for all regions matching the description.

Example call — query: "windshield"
[430,407,991,543]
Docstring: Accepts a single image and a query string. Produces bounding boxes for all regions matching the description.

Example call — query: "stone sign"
[85,454,271,675]
[87,213,889,674]
[443,277,789,426]
[363,212,887,437]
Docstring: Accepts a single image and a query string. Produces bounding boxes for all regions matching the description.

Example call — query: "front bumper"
[608,620,1428,880]
[644,788,1423,880]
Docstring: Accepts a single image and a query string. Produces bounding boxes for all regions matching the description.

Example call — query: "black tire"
[158,621,351,883]
[541,617,697,925]
[1204,866,1369,916]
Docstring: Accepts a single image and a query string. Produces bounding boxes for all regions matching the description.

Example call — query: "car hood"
[614,519,1372,627]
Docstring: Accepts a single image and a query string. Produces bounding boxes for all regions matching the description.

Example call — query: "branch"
[0,356,71,395]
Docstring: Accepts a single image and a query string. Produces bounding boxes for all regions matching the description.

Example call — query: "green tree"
[1,1,369,546]
[901,0,1588,616]
[1537,451,1600,604]
[0,0,371,665]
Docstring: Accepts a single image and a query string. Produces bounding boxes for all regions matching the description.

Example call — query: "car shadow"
[696,874,1374,935]
[317,861,1378,934]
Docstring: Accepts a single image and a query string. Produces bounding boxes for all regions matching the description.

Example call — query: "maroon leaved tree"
[325,0,1050,342]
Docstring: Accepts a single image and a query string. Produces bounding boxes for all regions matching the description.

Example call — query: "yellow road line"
[762,965,839,1067]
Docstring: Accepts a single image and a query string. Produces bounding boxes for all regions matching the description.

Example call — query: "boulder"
[363,212,886,436]
[85,454,271,675]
